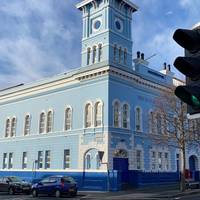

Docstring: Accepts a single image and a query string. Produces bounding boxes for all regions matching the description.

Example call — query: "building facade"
[0,0,199,191]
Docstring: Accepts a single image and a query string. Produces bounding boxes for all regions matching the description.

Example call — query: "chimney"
[163,62,167,70]
[137,51,140,59]
[141,53,144,60]
[168,64,171,71]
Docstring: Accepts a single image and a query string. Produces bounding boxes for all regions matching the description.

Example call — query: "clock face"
[93,18,102,32]
[115,18,123,32]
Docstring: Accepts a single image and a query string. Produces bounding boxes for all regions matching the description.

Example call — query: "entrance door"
[113,157,129,183]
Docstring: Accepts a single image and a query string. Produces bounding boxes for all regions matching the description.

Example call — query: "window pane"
[114,102,120,128]
[95,102,102,127]
[45,150,51,169]
[22,152,27,169]
[24,115,30,136]
[39,113,45,133]
[122,104,128,128]
[64,149,70,169]
[38,151,43,169]
[85,104,92,128]
[65,108,72,130]
[47,111,53,133]
[8,153,13,169]
[10,118,16,137]
[5,119,10,137]
[3,153,7,169]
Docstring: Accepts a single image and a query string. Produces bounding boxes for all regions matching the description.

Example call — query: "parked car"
[31,175,78,198]
[0,176,31,195]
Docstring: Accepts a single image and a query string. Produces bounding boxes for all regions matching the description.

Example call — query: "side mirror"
[6,180,9,184]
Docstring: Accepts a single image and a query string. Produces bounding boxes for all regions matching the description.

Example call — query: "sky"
[0,0,199,89]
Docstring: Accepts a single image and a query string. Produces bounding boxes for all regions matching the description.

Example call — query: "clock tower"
[76,0,138,69]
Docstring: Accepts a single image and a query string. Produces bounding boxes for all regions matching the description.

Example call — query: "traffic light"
[173,28,200,115]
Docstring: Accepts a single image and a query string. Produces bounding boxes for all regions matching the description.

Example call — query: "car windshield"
[61,177,76,184]
[9,177,22,182]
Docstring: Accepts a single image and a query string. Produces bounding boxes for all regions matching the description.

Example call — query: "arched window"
[85,103,92,128]
[135,107,141,131]
[39,112,45,134]
[113,101,120,128]
[65,108,72,130]
[5,119,10,137]
[122,104,129,128]
[114,44,117,62]
[46,111,53,133]
[124,48,127,64]
[92,46,97,63]
[119,47,122,63]
[86,154,91,169]
[24,115,31,136]
[10,117,16,137]
[98,44,102,62]
[95,102,102,127]
[87,48,91,65]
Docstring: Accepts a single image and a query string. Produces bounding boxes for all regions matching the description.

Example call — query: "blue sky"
[0,0,199,89]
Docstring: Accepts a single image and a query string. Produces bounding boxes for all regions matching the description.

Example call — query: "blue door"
[113,158,129,183]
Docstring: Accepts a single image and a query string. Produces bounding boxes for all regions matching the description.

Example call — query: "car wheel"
[55,190,61,198]
[32,189,38,197]
[8,188,15,195]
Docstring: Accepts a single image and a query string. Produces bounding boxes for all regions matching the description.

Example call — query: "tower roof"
[76,0,138,12]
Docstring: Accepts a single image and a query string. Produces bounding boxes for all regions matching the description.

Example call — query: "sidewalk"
[79,184,200,199]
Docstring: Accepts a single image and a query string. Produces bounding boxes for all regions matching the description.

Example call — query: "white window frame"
[94,101,103,127]
[85,102,93,128]
[5,118,10,138]
[122,103,130,129]
[64,149,70,169]
[10,117,17,137]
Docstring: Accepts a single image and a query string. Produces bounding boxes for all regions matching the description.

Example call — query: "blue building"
[0,0,198,191]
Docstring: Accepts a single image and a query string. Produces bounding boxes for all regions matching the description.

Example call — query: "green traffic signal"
[191,95,200,107]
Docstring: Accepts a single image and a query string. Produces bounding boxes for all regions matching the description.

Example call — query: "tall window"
[46,111,53,133]
[5,119,10,137]
[122,104,129,128]
[119,47,122,63]
[124,48,127,64]
[114,44,117,62]
[157,113,162,134]
[151,151,156,170]
[8,153,13,169]
[87,48,91,65]
[92,46,97,63]
[98,44,102,62]
[86,154,91,169]
[10,118,16,137]
[3,153,7,169]
[136,150,142,170]
[65,108,72,131]
[64,149,70,169]
[113,101,120,128]
[135,107,141,131]
[85,103,92,128]
[95,102,102,127]
[149,111,154,134]
[45,150,51,169]
[22,152,27,169]
[158,152,162,170]
[24,115,31,136]
[38,151,43,169]
[164,152,169,171]
[39,112,45,134]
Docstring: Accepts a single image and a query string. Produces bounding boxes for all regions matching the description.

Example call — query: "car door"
[37,178,50,194]
[1,178,9,192]
[0,177,4,192]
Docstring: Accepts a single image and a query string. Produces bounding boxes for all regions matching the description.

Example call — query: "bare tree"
[151,87,200,192]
